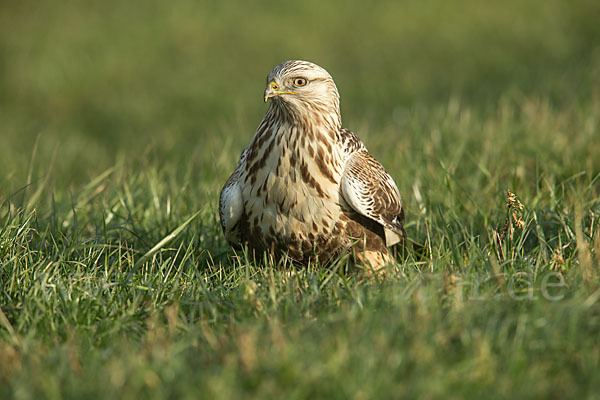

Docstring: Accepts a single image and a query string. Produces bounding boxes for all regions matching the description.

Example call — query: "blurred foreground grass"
[1,0,600,398]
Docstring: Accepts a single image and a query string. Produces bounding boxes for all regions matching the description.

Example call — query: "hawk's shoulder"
[339,128,366,156]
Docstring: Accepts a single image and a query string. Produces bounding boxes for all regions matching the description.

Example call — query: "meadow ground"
[1,0,600,398]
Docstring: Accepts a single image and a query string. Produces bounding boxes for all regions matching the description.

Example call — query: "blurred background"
[1,0,599,191]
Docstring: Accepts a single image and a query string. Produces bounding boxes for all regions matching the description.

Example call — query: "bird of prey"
[219,60,404,270]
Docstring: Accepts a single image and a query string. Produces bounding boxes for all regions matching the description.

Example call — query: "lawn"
[1,0,600,398]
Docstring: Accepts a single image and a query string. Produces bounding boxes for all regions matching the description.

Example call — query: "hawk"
[219,60,405,270]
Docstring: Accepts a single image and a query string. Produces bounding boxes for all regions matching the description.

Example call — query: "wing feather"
[341,150,405,246]
[218,148,248,246]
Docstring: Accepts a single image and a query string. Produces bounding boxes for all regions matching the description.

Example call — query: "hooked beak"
[264,81,297,103]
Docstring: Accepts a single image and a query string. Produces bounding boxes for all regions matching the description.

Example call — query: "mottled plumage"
[219,60,405,269]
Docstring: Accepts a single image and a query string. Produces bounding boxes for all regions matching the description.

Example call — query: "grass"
[1,0,600,398]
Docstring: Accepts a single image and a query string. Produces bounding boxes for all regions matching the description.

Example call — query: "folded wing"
[219,148,248,247]
[341,150,405,246]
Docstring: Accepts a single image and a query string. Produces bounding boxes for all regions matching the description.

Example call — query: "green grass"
[2,0,600,398]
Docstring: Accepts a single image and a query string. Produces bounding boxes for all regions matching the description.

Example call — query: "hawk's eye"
[293,78,308,87]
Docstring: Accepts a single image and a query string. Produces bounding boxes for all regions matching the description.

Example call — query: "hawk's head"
[264,60,341,127]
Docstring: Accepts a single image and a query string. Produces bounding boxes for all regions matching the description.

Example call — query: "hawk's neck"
[258,102,342,147]
[243,101,346,195]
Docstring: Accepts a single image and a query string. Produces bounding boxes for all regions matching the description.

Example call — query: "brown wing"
[341,150,405,245]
